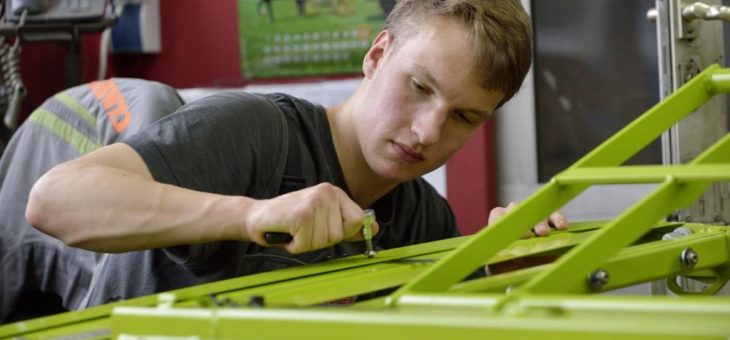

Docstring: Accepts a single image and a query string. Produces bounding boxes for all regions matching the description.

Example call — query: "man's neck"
[326,94,397,208]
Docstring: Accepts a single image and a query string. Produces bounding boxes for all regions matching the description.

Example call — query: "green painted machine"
[2,65,730,339]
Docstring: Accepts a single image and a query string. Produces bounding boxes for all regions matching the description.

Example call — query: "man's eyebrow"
[412,64,492,118]
[413,64,439,90]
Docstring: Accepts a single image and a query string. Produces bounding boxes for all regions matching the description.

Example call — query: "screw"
[680,248,699,272]
[362,209,376,258]
[587,269,609,291]
[248,295,265,308]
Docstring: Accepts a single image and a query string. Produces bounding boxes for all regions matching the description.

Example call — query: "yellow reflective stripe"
[54,91,97,129]
[28,108,102,155]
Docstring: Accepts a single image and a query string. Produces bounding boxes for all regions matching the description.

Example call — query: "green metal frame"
[2,66,730,339]
[392,65,730,300]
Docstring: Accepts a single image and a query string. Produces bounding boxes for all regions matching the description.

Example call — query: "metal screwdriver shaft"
[362,209,376,258]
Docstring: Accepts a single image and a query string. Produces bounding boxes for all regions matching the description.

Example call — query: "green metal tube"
[555,164,730,184]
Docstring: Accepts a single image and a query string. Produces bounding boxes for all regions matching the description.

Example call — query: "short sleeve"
[122,92,289,266]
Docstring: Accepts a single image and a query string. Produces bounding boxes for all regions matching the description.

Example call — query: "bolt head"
[680,248,699,271]
[588,269,610,291]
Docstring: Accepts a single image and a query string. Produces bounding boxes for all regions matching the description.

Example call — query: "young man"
[26,0,563,307]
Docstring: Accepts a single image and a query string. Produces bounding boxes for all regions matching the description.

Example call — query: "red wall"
[23,0,242,114]
[21,0,495,235]
[447,123,496,235]
[106,1,243,88]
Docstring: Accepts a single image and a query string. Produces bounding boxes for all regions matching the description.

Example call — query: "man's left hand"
[487,201,568,238]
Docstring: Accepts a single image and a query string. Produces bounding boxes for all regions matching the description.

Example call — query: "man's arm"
[26,143,252,252]
[26,143,368,254]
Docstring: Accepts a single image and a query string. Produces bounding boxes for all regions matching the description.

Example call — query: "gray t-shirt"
[84,92,459,306]
[0,79,182,322]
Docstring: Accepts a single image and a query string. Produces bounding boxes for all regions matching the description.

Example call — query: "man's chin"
[367,156,432,182]
[374,165,424,183]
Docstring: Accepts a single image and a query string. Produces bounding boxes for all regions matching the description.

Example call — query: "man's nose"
[411,105,447,146]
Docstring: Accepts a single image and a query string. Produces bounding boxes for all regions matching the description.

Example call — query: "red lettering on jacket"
[88,80,131,133]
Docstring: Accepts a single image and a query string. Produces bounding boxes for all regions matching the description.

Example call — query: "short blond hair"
[385,0,533,107]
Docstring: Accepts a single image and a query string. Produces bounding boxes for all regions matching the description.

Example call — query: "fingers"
[338,193,370,241]
[247,183,373,254]
[549,211,569,230]
[532,211,569,237]
[284,183,357,254]
[326,201,343,246]
[487,201,517,225]
[531,220,551,237]
[311,200,328,250]
[487,202,531,238]
[488,201,569,238]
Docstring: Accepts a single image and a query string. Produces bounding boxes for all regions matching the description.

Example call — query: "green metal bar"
[453,229,728,294]
[600,233,729,292]
[110,295,730,340]
[222,229,592,307]
[8,319,112,340]
[10,232,587,338]
[215,253,445,308]
[708,68,730,93]
[571,64,719,168]
[509,68,730,297]
[690,131,730,164]
[555,164,730,184]
[393,293,730,315]
[0,237,467,339]
[389,66,728,303]
[4,225,728,339]
[193,226,598,308]
[388,181,585,303]
[451,264,547,294]
[516,179,708,295]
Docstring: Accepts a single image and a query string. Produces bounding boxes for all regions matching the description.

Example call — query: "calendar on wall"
[237,0,391,79]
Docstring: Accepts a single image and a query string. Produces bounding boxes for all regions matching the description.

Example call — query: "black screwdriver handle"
[264,232,293,244]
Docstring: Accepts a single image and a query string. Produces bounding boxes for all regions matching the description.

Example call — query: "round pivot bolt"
[680,248,699,272]
[587,269,609,291]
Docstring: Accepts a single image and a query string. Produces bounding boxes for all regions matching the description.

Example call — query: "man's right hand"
[244,183,378,254]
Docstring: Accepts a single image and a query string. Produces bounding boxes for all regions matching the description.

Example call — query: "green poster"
[237,0,389,79]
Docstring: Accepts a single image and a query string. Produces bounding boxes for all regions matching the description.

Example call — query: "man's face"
[356,17,505,183]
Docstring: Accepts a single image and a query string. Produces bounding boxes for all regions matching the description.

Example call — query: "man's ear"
[363,30,392,79]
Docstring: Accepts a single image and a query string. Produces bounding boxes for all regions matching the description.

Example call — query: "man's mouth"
[391,142,425,163]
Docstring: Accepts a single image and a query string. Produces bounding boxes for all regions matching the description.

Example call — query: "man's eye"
[411,79,428,93]
[455,111,475,125]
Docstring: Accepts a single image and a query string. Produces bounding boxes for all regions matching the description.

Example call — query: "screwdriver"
[361,209,376,258]
[264,209,377,258]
